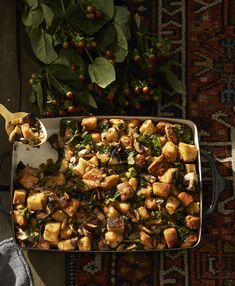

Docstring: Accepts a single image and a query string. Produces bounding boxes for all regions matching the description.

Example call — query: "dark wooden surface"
[0,2,65,285]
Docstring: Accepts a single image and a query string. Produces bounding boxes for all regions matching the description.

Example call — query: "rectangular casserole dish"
[4,116,226,252]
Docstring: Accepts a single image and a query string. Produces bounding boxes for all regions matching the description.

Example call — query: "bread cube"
[185,164,197,174]
[105,231,123,248]
[114,202,131,214]
[165,196,180,214]
[107,217,125,234]
[184,215,200,229]
[77,236,92,251]
[139,231,156,249]
[101,127,119,143]
[127,119,141,129]
[81,116,97,131]
[43,222,61,244]
[27,192,48,211]
[177,192,194,206]
[57,239,75,251]
[100,175,119,191]
[91,132,101,143]
[139,120,156,135]
[162,142,178,162]
[117,182,135,201]
[63,198,80,217]
[148,155,164,176]
[156,121,166,134]
[13,210,27,226]
[158,168,177,184]
[186,202,200,214]
[52,209,68,222]
[137,185,152,198]
[178,142,197,162]
[13,189,27,205]
[152,182,171,198]
[163,228,178,248]
[73,157,93,177]
[180,233,198,248]
[89,155,99,167]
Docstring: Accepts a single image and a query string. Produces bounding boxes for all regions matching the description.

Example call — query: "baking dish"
[0,116,228,252]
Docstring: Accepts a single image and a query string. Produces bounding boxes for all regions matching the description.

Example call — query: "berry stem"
[85,47,94,63]
[60,0,66,14]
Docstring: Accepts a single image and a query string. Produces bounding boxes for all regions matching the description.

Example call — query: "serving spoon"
[0,104,47,147]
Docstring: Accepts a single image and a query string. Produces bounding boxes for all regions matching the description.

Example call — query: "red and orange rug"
[66,1,235,285]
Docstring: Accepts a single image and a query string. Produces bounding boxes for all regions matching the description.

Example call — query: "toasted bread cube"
[139,120,156,135]
[163,228,178,248]
[117,182,135,201]
[77,236,92,251]
[162,142,178,162]
[27,192,47,211]
[148,155,164,176]
[110,119,125,131]
[57,239,75,251]
[158,168,177,184]
[43,222,61,244]
[104,205,120,218]
[73,157,93,177]
[137,185,152,198]
[89,155,99,166]
[81,116,97,131]
[101,127,119,143]
[120,135,133,148]
[100,175,119,191]
[91,132,101,143]
[138,206,150,219]
[52,209,68,222]
[156,121,166,134]
[165,196,180,214]
[186,202,200,214]
[13,210,27,226]
[152,182,171,198]
[60,226,73,239]
[184,215,200,229]
[107,217,125,234]
[114,201,131,214]
[139,231,156,249]
[145,198,159,210]
[105,231,123,248]
[178,142,197,162]
[185,164,197,174]
[13,189,27,205]
[63,198,80,217]
[180,233,198,248]
[127,119,141,129]
[177,192,194,206]
[19,167,39,189]
[129,177,138,191]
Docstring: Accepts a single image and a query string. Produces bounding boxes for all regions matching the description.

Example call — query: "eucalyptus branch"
[60,0,66,14]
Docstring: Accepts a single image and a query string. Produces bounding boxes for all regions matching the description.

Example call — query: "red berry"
[134,102,141,109]
[68,106,79,114]
[66,91,75,100]
[142,86,150,95]
[46,110,54,117]
[134,86,142,95]
[63,41,70,49]
[148,54,157,64]
[78,74,85,82]
[59,109,67,116]
[123,88,131,97]
[133,55,142,63]
[76,40,86,49]
[105,50,114,59]
[107,94,113,102]
[91,41,97,49]
[87,5,95,13]
[95,9,104,19]
[71,64,78,70]
[86,13,95,19]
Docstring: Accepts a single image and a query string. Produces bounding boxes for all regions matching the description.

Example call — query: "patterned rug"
[66,1,235,285]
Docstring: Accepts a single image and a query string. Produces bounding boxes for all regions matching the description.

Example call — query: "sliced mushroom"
[184,172,198,191]
[134,139,144,153]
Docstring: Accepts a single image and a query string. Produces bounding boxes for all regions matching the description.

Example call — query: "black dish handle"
[0,151,11,220]
[200,150,229,215]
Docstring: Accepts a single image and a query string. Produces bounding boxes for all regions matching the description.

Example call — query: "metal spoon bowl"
[0,104,47,147]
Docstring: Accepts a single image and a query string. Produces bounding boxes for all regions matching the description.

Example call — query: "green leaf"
[21,7,44,28]
[114,6,131,40]
[96,23,116,52]
[111,24,128,63]
[134,13,141,29]
[25,0,38,9]
[55,49,85,72]
[29,91,36,103]
[159,65,185,94]
[32,83,44,113]
[28,28,58,64]
[68,3,109,35]
[41,4,54,28]
[77,91,97,109]
[92,0,114,18]
[88,57,115,88]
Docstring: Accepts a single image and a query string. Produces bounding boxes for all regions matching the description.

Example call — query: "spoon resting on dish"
[0,104,47,147]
